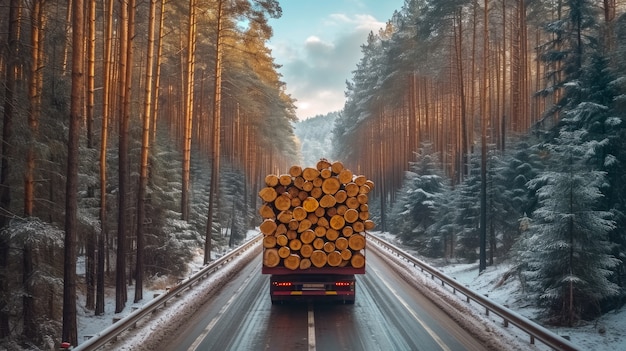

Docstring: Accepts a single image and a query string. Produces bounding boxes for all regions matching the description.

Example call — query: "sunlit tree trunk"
[63,0,84,343]
[205,0,225,264]
[135,0,158,303]
[97,0,115,316]
[181,0,197,221]
[85,0,97,311]
[115,0,131,314]
[479,0,489,273]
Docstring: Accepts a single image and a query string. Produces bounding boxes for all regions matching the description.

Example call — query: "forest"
[332,0,626,330]
[0,0,625,349]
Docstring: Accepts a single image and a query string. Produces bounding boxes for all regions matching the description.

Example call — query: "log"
[274,194,292,211]
[260,219,277,235]
[276,210,293,224]
[348,234,366,251]
[319,194,337,208]
[293,176,305,190]
[337,168,352,184]
[314,226,326,238]
[263,249,280,267]
[264,174,279,187]
[352,221,364,233]
[310,250,328,268]
[334,190,347,203]
[292,206,307,221]
[330,161,344,174]
[259,187,278,202]
[284,254,301,270]
[289,238,303,251]
[302,167,320,181]
[300,244,313,258]
[297,218,312,233]
[323,241,335,253]
[275,224,287,236]
[299,258,312,270]
[340,249,352,261]
[278,246,291,259]
[289,165,303,177]
[350,252,365,269]
[335,237,348,251]
[329,214,345,230]
[316,159,332,170]
[326,228,339,241]
[279,174,293,186]
[287,219,299,231]
[364,220,376,230]
[276,234,289,247]
[342,226,353,237]
[263,236,277,248]
[313,238,325,250]
[320,168,332,179]
[345,197,360,209]
[300,229,316,244]
[259,204,275,219]
[353,175,367,186]
[322,177,340,195]
[344,182,359,197]
[327,251,342,267]
[302,197,319,212]
[344,208,359,223]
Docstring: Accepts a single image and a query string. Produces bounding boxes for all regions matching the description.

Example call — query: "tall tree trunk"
[479,0,489,273]
[115,0,131,314]
[181,0,197,221]
[135,0,158,303]
[97,0,115,316]
[85,0,97,311]
[63,0,84,343]
[25,0,45,217]
[23,243,35,339]
[205,0,225,264]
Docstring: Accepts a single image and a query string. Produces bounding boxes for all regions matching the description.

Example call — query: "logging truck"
[258,159,375,304]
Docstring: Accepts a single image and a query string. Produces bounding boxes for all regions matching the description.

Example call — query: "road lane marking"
[308,302,316,351]
[371,267,452,351]
[189,268,257,351]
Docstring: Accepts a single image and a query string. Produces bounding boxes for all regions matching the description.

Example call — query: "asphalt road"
[162,250,490,351]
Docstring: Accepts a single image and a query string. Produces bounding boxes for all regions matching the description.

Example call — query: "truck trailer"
[258,160,374,304]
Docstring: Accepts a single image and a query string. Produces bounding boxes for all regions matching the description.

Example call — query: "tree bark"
[181,0,197,221]
[62,0,84,343]
[205,0,225,264]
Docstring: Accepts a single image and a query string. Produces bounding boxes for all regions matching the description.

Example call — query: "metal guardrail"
[368,233,581,351]
[72,235,262,351]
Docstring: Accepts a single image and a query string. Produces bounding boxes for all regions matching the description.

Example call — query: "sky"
[267,0,406,120]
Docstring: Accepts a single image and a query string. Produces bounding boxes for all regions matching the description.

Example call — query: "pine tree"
[523,129,619,326]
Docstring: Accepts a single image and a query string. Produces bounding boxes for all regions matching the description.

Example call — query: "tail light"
[335,282,352,287]
[273,282,292,287]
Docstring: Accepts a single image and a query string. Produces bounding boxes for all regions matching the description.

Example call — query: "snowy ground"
[74,231,626,350]
[375,232,626,351]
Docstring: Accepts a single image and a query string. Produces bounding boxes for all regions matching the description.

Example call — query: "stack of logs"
[259,159,375,271]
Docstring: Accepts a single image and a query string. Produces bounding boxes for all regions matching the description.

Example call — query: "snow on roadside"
[76,230,260,349]
[373,231,626,351]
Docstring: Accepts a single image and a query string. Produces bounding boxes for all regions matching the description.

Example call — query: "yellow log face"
[321,177,340,195]
[274,194,292,211]
[259,204,275,219]
[326,228,339,241]
[264,174,279,187]
[302,167,320,181]
[302,197,319,212]
[352,221,364,233]
[351,252,365,268]
[277,210,293,224]
[319,194,337,208]
[320,168,332,179]
[313,238,325,250]
[279,174,293,186]
[284,254,301,270]
[298,218,312,233]
[300,229,316,244]
[335,237,348,250]
[344,208,359,223]
[310,250,328,268]
[327,251,342,267]
[275,224,288,236]
[292,206,307,221]
[276,234,289,247]
[289,165,303,177]
[329,214,345,230]
[348,234,366,251]
[316,159,332,171]
[263,249,280,267]
[344,182,359,197]
[278,246,291,259]
[334,190,347,203]
[337,168,352,184]
[299,258,312,270]
[331,161,344,174]
[289,238,303,251]
[259,187,278,202]
[260,219,277,235]
[353,175,367,186]
[300,244,314,258]
[263,236,277,248]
